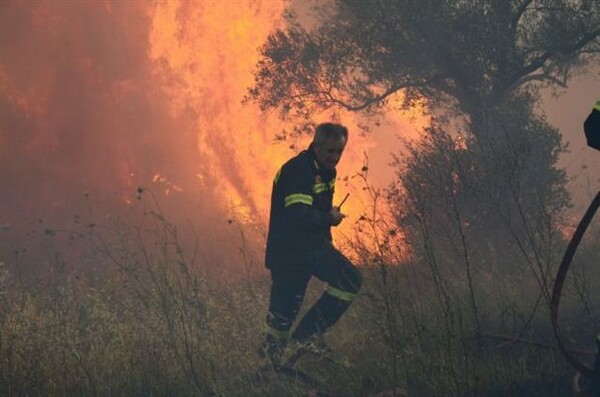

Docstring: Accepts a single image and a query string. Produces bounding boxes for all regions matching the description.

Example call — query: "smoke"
[0,2,196,222]
[0,0,458,280]
[542,71,600,211]
[0,1,255,273]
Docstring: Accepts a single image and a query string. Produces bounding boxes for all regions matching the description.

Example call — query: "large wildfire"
[2,3,600,394]
[0,0,426,269]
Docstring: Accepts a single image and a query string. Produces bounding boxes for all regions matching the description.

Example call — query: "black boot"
[258,334,287,368]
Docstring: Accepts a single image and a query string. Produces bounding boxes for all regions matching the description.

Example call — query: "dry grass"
[0,202,597,397]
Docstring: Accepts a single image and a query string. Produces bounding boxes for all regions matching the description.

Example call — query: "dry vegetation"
[0,192,599,397]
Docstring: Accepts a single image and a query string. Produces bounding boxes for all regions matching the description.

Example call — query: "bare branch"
[319,82,407,111]
[513,72,568,88]
[504,27,600,93]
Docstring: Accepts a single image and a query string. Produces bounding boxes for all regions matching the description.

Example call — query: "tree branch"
[504,27,600,93]
[511,0,534,30]
[569,26,600,54]
[513,72,568,88]
[319,82,407,111]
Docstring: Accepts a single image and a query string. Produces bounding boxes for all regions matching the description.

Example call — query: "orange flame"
[148,1,429,245]
[149,0,290,224]
[0,0,429,264]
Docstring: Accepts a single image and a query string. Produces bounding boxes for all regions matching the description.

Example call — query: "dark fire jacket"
[265,145,336,270]
[584,99,600,151]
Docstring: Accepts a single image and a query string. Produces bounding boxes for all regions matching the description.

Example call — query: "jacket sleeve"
[584,99,600,150]
[279,163,333,230]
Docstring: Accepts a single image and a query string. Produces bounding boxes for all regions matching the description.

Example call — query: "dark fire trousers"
[266,243,362,343]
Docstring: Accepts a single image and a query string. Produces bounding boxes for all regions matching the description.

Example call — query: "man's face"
[314,137,346,170]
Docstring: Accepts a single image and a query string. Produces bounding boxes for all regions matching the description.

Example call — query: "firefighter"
[584,98,600,150]
[261,123,362,366]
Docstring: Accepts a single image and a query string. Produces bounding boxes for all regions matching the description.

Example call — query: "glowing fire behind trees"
[0,0,427,267]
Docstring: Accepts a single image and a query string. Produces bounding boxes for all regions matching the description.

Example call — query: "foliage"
[248,0,600,126]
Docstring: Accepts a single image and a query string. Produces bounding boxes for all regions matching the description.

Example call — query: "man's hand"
[330,206,346,226]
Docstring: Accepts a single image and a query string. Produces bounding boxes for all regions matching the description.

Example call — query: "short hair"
[313,123,348,147]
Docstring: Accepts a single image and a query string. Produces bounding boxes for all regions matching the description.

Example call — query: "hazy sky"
[542,70,600,209]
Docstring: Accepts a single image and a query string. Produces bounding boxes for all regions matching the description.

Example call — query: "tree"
[392,93,569,334]
[248,0,600,130]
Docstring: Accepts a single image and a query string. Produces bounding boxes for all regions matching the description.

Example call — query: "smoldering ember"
[1,1,600,396]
